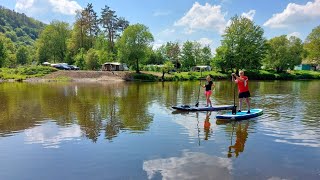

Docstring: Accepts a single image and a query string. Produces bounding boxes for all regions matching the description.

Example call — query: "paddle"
[232,73,237,114]
[195,69,202,107]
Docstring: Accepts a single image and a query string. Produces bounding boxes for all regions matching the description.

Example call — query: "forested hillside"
[0,6,45,46]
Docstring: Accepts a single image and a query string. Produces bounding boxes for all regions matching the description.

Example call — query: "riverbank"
[1,66,319,82]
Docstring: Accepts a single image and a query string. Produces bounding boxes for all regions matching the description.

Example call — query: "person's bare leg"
[206,94,209,106]
[239,98,243,111]
[246,98,250,112]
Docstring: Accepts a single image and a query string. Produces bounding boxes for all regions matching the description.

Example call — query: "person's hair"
[239,70,244,75]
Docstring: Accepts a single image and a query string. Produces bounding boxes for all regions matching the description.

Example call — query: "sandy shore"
[25,70,131,82]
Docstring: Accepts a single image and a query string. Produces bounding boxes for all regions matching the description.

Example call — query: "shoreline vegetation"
[0,66,319,82]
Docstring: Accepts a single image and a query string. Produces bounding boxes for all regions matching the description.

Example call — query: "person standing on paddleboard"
[232,71,251,113]
[201,75,214,107]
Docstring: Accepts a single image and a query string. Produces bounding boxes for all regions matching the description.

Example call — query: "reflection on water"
[227,121,249,158]
[143,151,232,180]
[0,81,319,179]
[25,121,82,148]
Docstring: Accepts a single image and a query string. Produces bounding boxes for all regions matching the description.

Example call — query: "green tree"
[85,48,100,70]
[75,48,86,70]
[117,24,154,73]
[100,5,129,54]
[212,45,232,72]
[304,25,320,64]
[145,48,165,65]
[161,61,174,80]
[264,35,304,72]
[199,45,212,65]
[163,42,180,69]
[36,21,70,63]
[0,40,6,67]
[216,15,267,71]
[0,33,16,67]
[16,46,29,65]
[83,3,99,48]
[181,41,195,70]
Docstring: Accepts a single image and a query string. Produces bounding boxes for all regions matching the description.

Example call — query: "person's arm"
[232,73,245,82]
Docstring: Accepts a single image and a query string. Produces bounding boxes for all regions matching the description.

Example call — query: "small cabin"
[192,65,211,72]
[102,62,129,71]
[294,64,318,71]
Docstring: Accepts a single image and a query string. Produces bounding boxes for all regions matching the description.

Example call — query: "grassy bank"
[158,70,320,81]
[0,66,57,81]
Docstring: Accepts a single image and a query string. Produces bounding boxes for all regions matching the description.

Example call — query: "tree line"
[0,4,319,73]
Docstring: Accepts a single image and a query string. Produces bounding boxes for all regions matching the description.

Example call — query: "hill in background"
[0,6,46,46]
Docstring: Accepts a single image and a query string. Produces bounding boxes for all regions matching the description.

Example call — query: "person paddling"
[201,75,214,107]
[232,71,251,113]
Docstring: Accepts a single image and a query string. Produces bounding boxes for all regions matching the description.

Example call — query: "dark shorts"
[239,91,250,98]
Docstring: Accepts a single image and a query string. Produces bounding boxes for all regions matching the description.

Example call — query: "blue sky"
[1,0,320,52]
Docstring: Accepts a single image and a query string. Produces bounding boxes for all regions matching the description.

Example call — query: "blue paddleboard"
[172,105,235,111]
[216,109,263,120]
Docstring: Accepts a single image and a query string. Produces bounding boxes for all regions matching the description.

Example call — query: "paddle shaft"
[195,69,202,107]
[232,74,237,114]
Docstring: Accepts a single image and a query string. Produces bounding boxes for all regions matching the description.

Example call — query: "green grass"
[161,70,320,81]
[0,66,57,81]
[169,71,228,81]
[130,72,159,81]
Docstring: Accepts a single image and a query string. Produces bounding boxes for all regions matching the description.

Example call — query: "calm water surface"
[0,81,319,180]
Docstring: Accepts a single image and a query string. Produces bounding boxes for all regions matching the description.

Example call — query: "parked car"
[68,65,80,70]
[51,63,71,70]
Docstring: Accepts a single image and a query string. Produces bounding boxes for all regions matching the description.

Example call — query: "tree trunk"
[162,71,165,81]
[136,58,140,73]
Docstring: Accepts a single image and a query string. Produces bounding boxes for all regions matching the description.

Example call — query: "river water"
[0,80,319,180]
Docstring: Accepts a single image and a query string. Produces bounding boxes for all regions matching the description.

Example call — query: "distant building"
[294,64,317,71]
[102,62,129,71]
[192,65,211,71]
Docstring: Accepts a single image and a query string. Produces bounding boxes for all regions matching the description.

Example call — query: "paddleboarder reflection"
[227,121,249,158]
[204,111,212,140]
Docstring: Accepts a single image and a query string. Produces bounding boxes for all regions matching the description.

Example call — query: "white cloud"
[287,32,301,38]
[241,10,256,20]
[174,2,227,34]
[197,38,213,46]
[15,0,82,16]
[49,0,82,15]
[143,151,232,180]
[15,0,35,11]
[264,0,320,28]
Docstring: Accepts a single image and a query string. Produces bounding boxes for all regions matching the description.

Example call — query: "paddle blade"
[195,102,199,107]
[231,105,237,115]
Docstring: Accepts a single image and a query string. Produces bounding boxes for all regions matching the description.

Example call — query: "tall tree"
[16,46,29,65]
[304,25,320,64]
[163,42,180,69]
[216,15,267,71]
[181,41,195,69]
[117,24,154,73]
[85,48,100,70]
[264,35,304,72]
[100,6,129,54]
[200,45,212,65]
[0,39,6,67]
[83,3,99,48]
[36,21,70,63]
[0,33,16,67]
